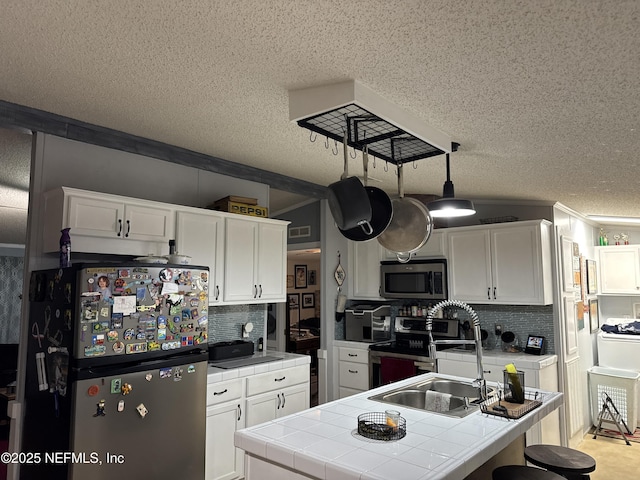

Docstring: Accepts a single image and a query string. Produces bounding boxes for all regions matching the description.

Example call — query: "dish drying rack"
[357,412,407,441]
[480,390,544,420]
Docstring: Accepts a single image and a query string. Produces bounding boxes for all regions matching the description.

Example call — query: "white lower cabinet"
[244,365,310,428]
[338,346,370,398]
[206,365,310,479]
[244,384,309,428]
[206,378,245,480]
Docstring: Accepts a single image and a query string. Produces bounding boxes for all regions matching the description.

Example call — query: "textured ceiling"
[1,0,639,220]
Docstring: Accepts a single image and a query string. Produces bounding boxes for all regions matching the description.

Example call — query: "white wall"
[553,204,600,447]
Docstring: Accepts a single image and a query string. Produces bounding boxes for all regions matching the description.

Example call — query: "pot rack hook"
[332,139,339,155]
[350,146,357,158]
[310,131,317,143]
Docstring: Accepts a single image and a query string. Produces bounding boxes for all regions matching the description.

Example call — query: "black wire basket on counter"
[357,412,407,441]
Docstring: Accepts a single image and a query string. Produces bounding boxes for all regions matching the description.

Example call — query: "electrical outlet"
[495,324,502,336]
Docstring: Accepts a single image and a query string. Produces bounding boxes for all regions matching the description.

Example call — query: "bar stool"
[493,465,566,480]
[524,444,596,480]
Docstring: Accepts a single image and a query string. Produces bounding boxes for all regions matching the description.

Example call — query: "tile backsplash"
[208,304,266,351]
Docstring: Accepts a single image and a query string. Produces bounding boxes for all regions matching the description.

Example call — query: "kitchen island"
[234,372,562,480]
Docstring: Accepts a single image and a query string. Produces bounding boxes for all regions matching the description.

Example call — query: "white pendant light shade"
[427,146,476,218]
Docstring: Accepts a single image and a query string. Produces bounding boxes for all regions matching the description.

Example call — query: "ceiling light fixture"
[427,143,476,218]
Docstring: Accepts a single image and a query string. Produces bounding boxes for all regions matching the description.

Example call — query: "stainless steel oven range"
[369,317,459,388]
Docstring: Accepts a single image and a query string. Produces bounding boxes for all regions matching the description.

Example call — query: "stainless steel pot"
[377,164,433,263]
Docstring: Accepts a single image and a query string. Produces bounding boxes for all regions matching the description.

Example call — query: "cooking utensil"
[327,133,373,233]
[377,164,433,263]
[339,146,393,241]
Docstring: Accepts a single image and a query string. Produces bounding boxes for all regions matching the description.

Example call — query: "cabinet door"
[383,230,447,260]
[348,240,385,300]
[278,384,310,418]
[67,194,124,238]
[176,210,225,303]
[599,247,640,294]
[206,402,244,480]
[124,203,174,242]
[224,217,258,302]
[490,225,543,304]
[256,223,287,301]
[448,230,492,302]
[244,392,278,428]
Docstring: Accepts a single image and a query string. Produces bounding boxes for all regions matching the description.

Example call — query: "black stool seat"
[493,465,566,480]
[524,444,596,478]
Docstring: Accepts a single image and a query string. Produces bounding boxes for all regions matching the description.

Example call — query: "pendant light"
[427,143,476,218]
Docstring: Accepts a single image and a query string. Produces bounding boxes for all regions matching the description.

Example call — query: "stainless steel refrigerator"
[21,263,209,480]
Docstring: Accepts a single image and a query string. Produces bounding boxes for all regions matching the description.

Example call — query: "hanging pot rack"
[289,80,452,166]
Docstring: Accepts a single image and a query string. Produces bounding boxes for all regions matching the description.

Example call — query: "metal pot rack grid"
[297,103,446,165]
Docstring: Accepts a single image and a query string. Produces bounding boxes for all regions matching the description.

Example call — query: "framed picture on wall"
[287,275,294,289]
[590,299,599,333]
[288,293,299,310]
[295,265,307,289]
[302,293,315,308]
[586,260,597,294]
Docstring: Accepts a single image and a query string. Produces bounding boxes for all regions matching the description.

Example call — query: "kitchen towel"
[425,390,451,413]
[380,357,415,384]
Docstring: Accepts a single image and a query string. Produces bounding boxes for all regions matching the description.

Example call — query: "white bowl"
[166,254,191,265]
[134,255,168,264]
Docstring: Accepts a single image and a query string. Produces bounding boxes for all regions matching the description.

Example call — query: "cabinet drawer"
[339,347,369,364]
[339,361,369,390]
[207,378,243,406]
[246,365,309,397]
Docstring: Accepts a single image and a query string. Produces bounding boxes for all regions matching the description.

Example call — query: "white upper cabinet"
[382,230,447,260]
[42,187,174,256]
[175,209,225,304]
[597,246,640,294]
[448,220,553,305]
[348,239,385,300]
[223,216,288,303]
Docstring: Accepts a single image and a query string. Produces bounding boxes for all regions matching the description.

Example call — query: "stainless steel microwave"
[380,259,448,300]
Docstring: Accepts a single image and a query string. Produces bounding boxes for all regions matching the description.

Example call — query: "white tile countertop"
[234,372,563,480]
[436,349,558,370]
[207,351,311,384]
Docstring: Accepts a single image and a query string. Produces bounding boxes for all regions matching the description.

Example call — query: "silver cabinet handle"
[213,388,228,396]
[117,219,123,237]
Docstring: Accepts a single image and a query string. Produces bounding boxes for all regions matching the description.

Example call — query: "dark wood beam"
[0,100,327,199]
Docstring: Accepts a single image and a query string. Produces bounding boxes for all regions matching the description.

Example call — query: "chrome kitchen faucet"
[426,300,489,400]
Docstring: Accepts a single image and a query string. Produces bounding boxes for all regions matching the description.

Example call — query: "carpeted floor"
[576,430,640,479]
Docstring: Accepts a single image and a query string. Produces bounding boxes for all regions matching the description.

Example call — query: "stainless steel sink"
[368,377,495,418]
